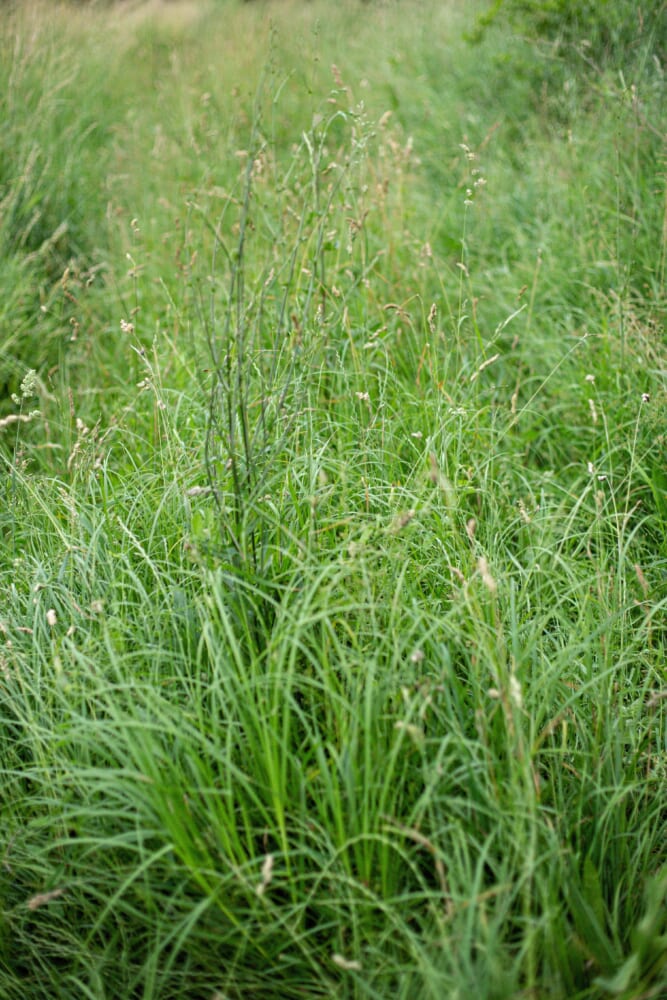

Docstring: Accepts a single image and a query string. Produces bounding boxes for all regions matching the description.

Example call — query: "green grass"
[1,1,665,998]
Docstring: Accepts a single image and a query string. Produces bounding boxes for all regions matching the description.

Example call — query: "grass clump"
[1,1,665,998]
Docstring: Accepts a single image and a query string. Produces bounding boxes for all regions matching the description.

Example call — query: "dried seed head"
[477,557,497,594]
[509,674,523,710]
[256,853,274,897]
[27,888,64,911]
[332,953,362,972]
[588,398,598,424]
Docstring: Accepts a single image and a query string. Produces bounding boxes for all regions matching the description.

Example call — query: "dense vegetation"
[1,1,665,997]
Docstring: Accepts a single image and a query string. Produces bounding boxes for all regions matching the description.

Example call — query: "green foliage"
[472,0,667,68]
[0,1,665,997]
[0,6,129,406]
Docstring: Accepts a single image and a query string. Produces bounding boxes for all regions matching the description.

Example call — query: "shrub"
[471,0,666,68]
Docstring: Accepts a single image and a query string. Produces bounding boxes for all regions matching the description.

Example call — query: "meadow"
[0,1,665,997]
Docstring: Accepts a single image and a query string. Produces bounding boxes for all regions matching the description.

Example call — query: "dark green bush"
[472,0,666,68]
